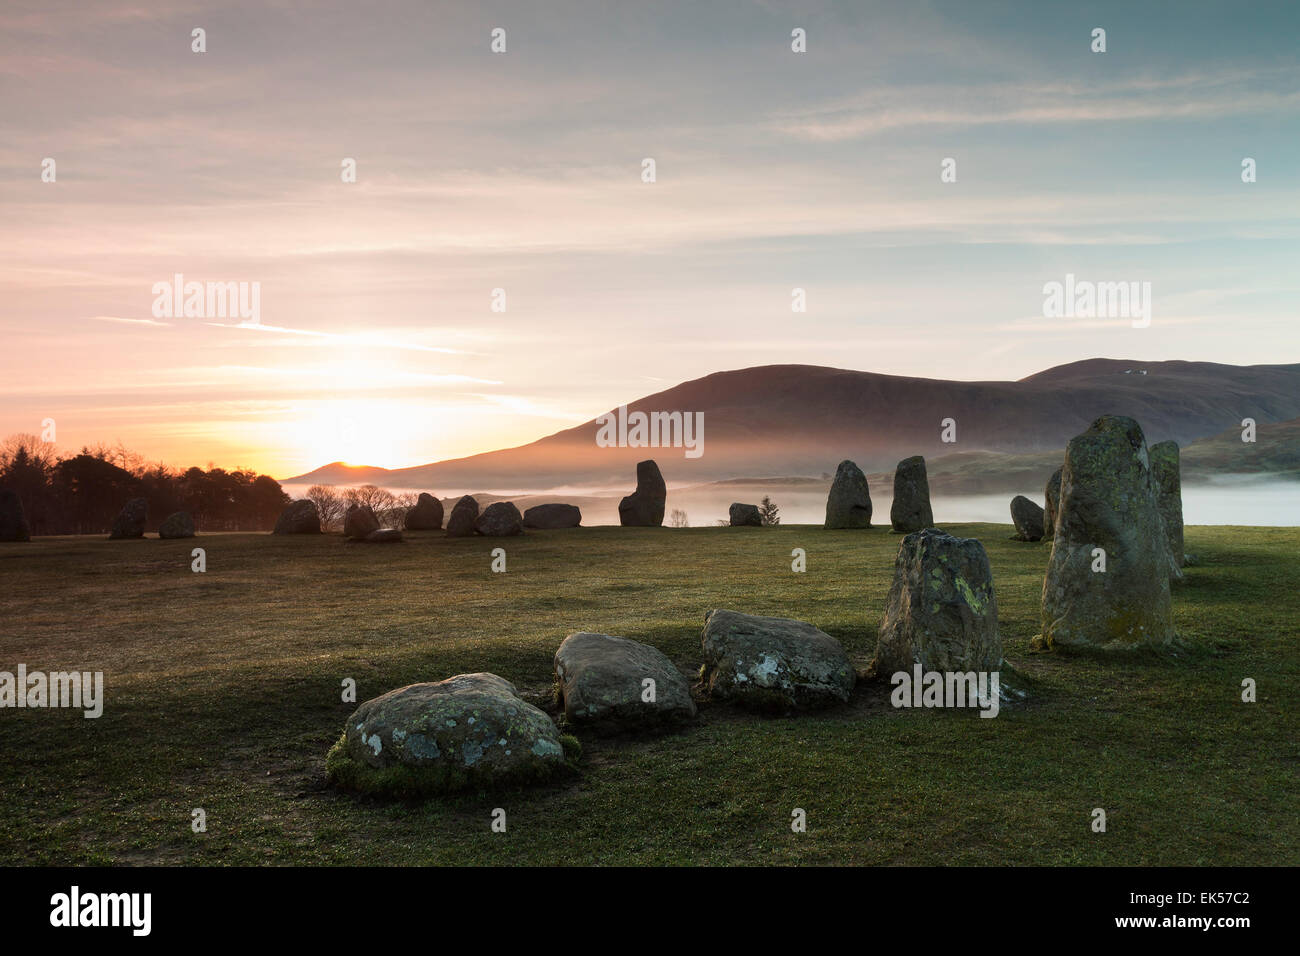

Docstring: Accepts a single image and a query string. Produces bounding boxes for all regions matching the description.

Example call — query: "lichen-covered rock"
[343,504,380,540]
[618,460,667,527]
[158,511,195,539]
[872,528,1001,675]
[1044,467,1063,541]
[476,501,523,536]
[523,503,582,529]
[403,493,444,530]
[272,499,321,534]
[890,456,934,533]
[0,489,31,542]
[364,528,404,543]
[108,498,147,539]
[1038,415,1175,649]
[445,495,479,537]
[1010,495,1045,541]
[728,502,761,526]
[1149,441,1184,570]
[701,609,855,711]
[554,632,696,732]
[824,459,872,529]
[326,673,576,796]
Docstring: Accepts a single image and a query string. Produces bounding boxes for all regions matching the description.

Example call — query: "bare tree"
[307,484,345,532]
[668,508,689,528]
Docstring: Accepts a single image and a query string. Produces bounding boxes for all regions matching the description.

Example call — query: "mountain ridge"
[283,358,1300,489]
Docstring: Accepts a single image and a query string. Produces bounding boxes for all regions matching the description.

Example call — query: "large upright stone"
[823,459,872,529]
[728,502,762,526]
[873,529,1001,675]
[1149,441,1184,570]
[1038,415,1174,649]
[159,511,195,539]
[618,460,666,527]
[273,499,321,534]
[1044,467,1063,541]
[343,504,380,540]
[445,495,479,537]
[0,489,31,542]
[554,632,696,732]
[523,503,582,529]
[700,609,855,711]
[890,456,934,533]
[326,673,573,796]
[404,493,444,530]
[109,498,147,539]
[476,501,523,536]
[1010,496,1045,541]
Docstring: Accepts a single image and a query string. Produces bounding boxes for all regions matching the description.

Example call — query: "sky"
[2,0,1297,477]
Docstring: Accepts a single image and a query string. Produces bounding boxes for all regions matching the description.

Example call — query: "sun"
[303,400,410,471]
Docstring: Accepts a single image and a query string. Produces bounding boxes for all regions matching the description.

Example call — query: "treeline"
[0,434,289,535]
[306,484,418,533]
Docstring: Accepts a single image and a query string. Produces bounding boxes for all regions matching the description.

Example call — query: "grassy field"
[1,523,1296,866]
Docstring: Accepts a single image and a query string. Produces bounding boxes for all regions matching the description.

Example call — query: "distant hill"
[284,359,1300,491]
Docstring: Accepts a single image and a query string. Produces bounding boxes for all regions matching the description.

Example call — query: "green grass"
[1,523,1296,865]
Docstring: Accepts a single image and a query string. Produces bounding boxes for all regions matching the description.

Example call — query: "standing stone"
[475,501,523,536]
[109,498,147,539]
[1010,496,1045,541]
[618,459,666,527]
[823,459,872,529]
[404,492,444,530]
[326,673,574,796]
[554,632,696,732]
[0,489,31,542]
[873,529,1001,675]
[1149,441,1184,569]
[728,502,762,526]
[445,495,479,537]
[364,528,404,543]
[890,456,933,533]
[700,609,855,711]
[523,503,582,529]
[159,511,196,539]
[1038,415,1174,649]
[273,499,321,534]
[343,504,380,540]
[1043,467,1063,541]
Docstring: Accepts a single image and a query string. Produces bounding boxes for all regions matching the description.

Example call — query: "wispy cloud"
[203,320,473,355]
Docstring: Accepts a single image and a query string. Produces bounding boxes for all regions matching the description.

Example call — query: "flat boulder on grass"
[701,609,855,711]
[1044,468,1063,541]
[554,632,696,733]
[618,459,667,527]
[109,497,147,539]
[890,456,934,533]
[729,502,762,526]
[1038,415,1174,649]
[523,503,581,529]
[872,528,1001,675]
[343,504,380,540]
[824,459,872,529]
[476,501,523,536]
[1010,495,1045,541]
[158,511,195,539]
[365,528,404,543]
[0,489,31,542]
[445,495,479,537]
[326,673,578,797]
[273,499,321,534]
[404,493,444,530]
[1149,440,1184,570]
